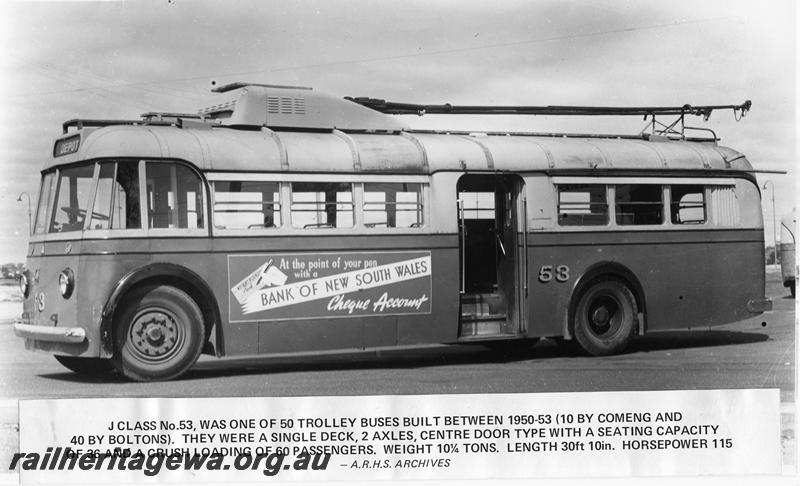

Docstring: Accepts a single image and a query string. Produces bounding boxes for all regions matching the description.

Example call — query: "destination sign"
[53,135,80,157]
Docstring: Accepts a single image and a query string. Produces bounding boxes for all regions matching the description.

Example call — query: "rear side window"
[670,185,706,224]
[615,184,663,225]
[146,162,204,229]
[557,184,608,226]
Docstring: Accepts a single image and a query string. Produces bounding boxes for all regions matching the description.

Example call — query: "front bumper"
[746,298,773,313]
[13,321,86,344]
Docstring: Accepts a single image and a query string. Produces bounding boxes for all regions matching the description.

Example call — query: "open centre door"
[457,174,527,340]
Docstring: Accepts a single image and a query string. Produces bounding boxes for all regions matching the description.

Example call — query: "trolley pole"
[762,180,777,264]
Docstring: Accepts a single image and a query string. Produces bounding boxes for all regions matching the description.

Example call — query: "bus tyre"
[112,285,204,382]
[54,355,114,376]
[573,279,637,356]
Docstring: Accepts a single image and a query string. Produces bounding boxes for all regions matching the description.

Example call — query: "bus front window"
[33,172,56,235]
[90,162,141,230]
[50,165,95,233]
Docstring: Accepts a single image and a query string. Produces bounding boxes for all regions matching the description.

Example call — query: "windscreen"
[49,165,95,233]
[33,172,55,235]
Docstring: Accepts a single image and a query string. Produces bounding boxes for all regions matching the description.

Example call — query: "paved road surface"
[1,273,794,471]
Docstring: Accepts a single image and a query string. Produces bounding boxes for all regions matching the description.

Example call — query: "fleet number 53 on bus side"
[14,83,772,381]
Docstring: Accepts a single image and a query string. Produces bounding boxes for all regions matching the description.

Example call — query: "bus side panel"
[397,247,460,345]
[250,247,459,354]
[526,229,766,337]
[208,234,460,356]
[66,234,464,357]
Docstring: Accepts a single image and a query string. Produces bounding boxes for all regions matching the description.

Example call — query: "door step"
[458,333,523,343]
[461,313,507,322]
[461,292,505,316]
[460,319,508,337]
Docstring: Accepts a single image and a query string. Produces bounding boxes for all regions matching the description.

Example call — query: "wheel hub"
[144,324,164,343]
[130,310,181,360]
[592,306,610,326]
[587,295,621,336]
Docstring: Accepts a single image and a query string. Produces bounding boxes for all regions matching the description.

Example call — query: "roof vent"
[199,82,408,131]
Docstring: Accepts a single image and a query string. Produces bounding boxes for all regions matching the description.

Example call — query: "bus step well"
[460,319,507,337]
[460,292,510,337]
[461,292,506,316]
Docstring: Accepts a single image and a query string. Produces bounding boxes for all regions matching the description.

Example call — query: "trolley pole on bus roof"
[761,180,777,264]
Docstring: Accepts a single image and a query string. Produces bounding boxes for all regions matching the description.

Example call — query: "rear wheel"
[572,279,637,356]
[112,285,204,381]
[54,355,114,376]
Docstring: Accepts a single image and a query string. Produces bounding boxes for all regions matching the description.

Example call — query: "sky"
[0,0,796,262]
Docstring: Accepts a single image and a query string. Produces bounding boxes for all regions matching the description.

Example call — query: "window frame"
[290,181,356,230]
[36,159,209,241]
[87,160,145,232]
[211,180,283,233]
[363,182,425,229]
[33,170,57,236]
[206,173,430,235]
[668,184,708,226]
[45,163,98,235]
[142,160,208,236]
[613,183,666,227]
[549,176,737,231]
[555,183,611,227]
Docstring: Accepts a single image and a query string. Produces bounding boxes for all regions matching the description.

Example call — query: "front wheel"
[112,285,205,381]
[572,279,638,356]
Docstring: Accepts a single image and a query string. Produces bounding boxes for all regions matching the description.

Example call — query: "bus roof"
[46,84,754,174]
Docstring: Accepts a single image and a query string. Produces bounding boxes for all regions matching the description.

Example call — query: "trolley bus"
[14,83,772,381]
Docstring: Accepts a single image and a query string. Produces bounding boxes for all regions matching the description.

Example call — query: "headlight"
[58,268,75,299]
[19,271,30,299]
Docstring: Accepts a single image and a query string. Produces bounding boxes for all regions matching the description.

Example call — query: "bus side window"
[146,162,204,229]
[290,182,354,229]
[557,184,608,226]
[670,185,706,224]
[212,181,281,229]
[363,183,423,228]
[615,184,663,225]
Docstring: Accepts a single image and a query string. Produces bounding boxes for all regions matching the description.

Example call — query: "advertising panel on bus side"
[227,251,432,323]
